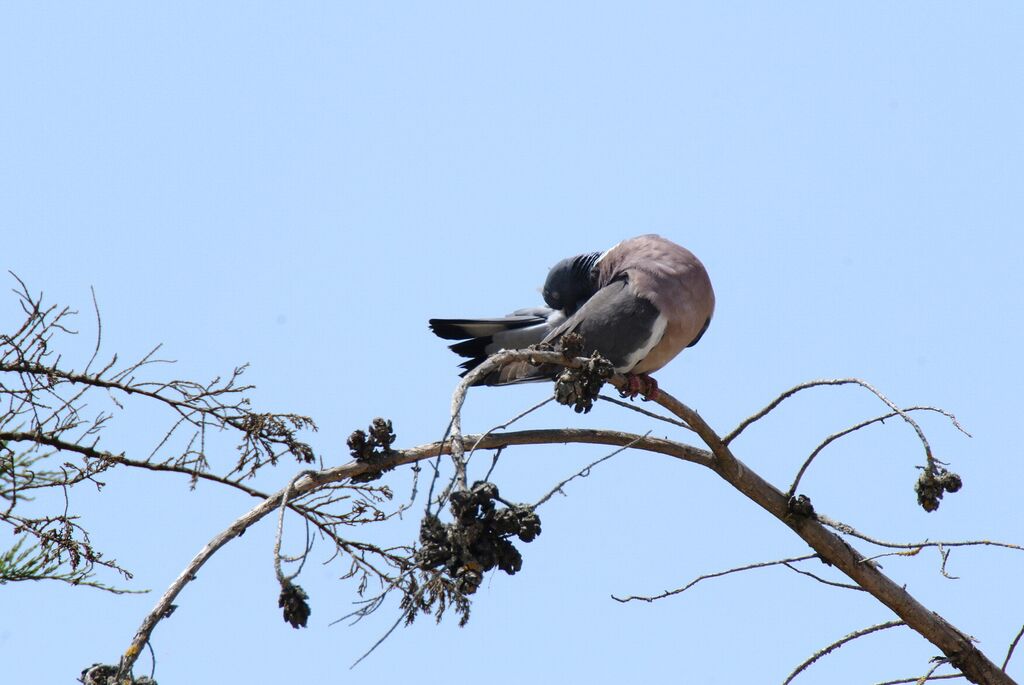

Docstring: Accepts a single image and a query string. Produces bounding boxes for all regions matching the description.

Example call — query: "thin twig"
[466,397,554,467]
[274,470,316,584]
[781,562,864,591]
[482,446,505,482]
[874,674,964,685]
[724,379,940,473]
[349,611,406,669]
[617,380,1014,683]
[782,620,906,684]
[820,515,1024,554]
[534,431,650,508]
[613,554,818,603]
[83,285,102,376]
[915,659,952,685]
[787,406,972,498]
[0,429,363,556]
[938,545,958,580]
[0,431,271,500]
[424,416,455,516]
[1004,623,1024,671]
[597,393,694,432]
[145,640,156,681]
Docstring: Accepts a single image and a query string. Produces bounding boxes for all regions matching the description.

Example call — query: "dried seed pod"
[278,580,311,629]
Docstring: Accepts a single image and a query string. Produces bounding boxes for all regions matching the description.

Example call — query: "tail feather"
[451,337,494,378]
[448,336,493,359]
[428,316,545,341]
[458,357,486,377]
[429,315,558,385]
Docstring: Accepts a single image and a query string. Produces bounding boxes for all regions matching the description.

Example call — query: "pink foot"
[620,374,659,401]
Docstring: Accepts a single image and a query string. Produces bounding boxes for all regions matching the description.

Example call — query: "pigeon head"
[542,252,601,315]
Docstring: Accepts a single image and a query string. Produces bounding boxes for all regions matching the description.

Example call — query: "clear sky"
[2,3,1023,683]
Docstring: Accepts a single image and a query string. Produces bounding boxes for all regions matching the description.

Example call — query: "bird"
[428,251,601,374]
[429,234,715,397]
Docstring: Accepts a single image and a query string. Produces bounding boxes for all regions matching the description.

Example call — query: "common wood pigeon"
[428,252,601,374]
[430,234,715,395]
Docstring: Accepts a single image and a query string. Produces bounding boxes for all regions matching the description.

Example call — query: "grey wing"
[498,277,662,383]
[544,277,662,371]
[429,309,567,377]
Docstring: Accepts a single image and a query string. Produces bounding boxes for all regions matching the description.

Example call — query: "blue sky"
[2,3,1023,683]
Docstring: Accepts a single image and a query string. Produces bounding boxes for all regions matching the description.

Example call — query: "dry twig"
[613,554,819,603]
[782,620,906,684]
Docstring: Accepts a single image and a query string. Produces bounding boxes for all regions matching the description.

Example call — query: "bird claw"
[620,374,659,401]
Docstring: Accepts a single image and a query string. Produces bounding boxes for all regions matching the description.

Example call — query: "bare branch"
[723,379,940,475]
[783,620,906,684]
[349,610,406,669]
[787,406,971,498]
[916,660,957,685]
[938,545,958,580]
[114,426,712,679]
[83,285,102,375]
[117,481,293,679]
[613,554,818,603]
[534,431,650,508]
[820,515,1024,555]
[627,383,1014,685]
[274,470,317,584]
[874,674,964,685]
[781,561,865,591]
[597,393,694,432]
[1004,624,1024,671]
[1,431,236,491]
[465,397,554,468]
[482,446,505,483]
[8,281,1016,684]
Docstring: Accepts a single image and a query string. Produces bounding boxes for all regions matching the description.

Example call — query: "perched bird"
[428,251,601,375]
[430,235,715,397]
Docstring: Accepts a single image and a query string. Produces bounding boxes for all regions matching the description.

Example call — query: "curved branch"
[114,427,711,678]
[819,515,1024,554]
[612,554,818,603]
[1,360,248,432]
[113,367,1014,684]
[783,620,907,684]
[0,431,268,498]
[723,379,941,474]
[618,384,1014,685]
[787,406,973,498]
[782,560,864,591]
